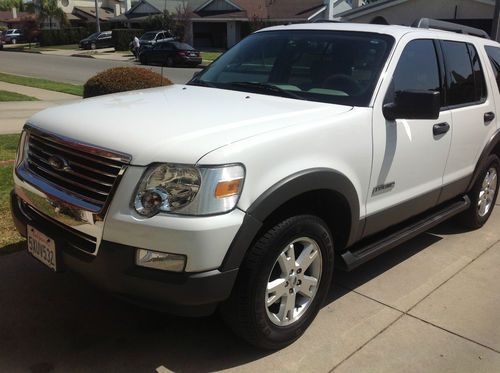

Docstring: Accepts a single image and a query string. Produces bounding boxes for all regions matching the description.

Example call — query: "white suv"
[11,19,500,349]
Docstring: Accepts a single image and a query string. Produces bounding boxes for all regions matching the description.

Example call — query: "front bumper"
[11,191,239,316]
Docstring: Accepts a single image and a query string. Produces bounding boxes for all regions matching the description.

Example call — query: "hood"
[28,85,353,165]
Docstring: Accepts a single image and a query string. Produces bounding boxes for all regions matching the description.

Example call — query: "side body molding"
[220,168,362,271]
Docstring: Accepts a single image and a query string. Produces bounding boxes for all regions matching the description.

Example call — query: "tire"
[460,154,499,229]
[90,42,96,50]
[140,56,147,65]
[12,38,16,45]
[166,57,174,67]
[221,215,334,349]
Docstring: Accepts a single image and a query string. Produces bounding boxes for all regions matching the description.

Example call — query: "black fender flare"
[468,129,500,191]
[220,168,361,271]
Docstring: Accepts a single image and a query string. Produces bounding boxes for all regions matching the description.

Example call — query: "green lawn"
[39,44,79,51]
[0,90,38,102]
[0,134,24,252]
[0,134,20,162]
[0,72,83,97]
[200,51,223,64]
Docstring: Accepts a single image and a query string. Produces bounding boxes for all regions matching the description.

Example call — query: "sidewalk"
[0,81,80,134]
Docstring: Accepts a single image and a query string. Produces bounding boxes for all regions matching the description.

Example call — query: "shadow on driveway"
[0,221,464,372]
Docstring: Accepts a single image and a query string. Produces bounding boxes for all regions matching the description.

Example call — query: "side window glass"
[485,45,500,93]
[467,44,487,101]
[441,41,476,106]
[386,39,440,104]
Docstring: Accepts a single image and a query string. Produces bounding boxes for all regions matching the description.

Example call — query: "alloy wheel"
[265,237,322,326]
[478,167,498,217]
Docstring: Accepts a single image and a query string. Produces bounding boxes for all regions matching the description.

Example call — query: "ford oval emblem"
[48,155,70,172]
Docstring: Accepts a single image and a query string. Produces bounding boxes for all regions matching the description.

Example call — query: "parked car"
[139,40,201,67]
[4,29,23,44]
[12,19,500,350]
[133,30,174,51]
[79,31,113,50]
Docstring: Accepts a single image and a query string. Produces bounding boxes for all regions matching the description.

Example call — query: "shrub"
[83,67,172,98]
[112,28,143,51]
[40,27,87,46]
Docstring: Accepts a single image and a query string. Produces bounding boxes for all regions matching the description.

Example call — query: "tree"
[0,0,21,11]
[34,0,67,30]
[143,10,175,32]
[175,2,192,43]
[20,15,40,47]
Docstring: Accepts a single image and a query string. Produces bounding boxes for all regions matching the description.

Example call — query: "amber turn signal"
[215,179,243,198]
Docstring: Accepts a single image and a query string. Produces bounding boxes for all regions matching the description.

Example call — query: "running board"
[341,196,470,271]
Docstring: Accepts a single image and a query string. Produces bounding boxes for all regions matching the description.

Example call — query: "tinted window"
[442,41,484,106]
[386,39,440,104]
[485,45,500,92]
[193,30,394,106]
[173,42,194,50]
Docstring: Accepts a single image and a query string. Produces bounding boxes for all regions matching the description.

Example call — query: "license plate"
[27,225,57,271]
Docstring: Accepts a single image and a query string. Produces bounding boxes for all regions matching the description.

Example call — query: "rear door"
[439,40,497,202]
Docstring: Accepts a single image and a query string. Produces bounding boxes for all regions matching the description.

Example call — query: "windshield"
[191,30,394,106]
[141,32,157,41]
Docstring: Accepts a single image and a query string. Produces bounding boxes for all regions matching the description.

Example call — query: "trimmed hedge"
[112,28,143,51]
[83,67,172,98]
[40,27,87,46]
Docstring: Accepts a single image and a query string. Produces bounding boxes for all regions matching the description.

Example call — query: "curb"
[0,48,41,54]
[70,53,95,59]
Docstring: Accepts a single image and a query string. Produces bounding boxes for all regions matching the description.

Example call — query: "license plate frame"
[27,225,58,272]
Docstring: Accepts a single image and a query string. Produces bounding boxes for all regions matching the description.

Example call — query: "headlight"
[133,163,244,217]
[15,130,28,167]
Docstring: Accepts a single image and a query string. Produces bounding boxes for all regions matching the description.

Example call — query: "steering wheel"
[322,74,362,96]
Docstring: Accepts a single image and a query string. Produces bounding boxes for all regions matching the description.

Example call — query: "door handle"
[433,122,450,136]
[484,112,495,123]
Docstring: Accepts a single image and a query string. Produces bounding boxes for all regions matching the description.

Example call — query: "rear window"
[485,45,500,92]
[173,42,194,50]
[441,41,486,106]
[141,32,156,41]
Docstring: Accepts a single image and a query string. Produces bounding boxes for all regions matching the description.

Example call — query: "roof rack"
[413,18,490,39]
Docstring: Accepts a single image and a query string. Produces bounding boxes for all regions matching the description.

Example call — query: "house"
[336,0,495,34]
[36,0,133,28]
[119,0,353,49]
[0,8,30,28]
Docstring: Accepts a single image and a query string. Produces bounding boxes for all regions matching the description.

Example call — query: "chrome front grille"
[24,127,131,212]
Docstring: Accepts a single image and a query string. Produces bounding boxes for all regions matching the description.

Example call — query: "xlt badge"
[372,182,395,196]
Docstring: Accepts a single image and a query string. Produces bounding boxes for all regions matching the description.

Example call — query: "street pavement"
[0,51,200,85]
[0,204,499,372]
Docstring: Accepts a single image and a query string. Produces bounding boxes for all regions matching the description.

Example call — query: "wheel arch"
[468,129,500,191]
[220,168,361,271]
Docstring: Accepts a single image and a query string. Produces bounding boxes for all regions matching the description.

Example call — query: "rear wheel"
[221,215,334,349]
[90,42,96,50]
[12,38,17,44]
[460,154,499,229]
[166,57,174,67]
[140,55,147,65]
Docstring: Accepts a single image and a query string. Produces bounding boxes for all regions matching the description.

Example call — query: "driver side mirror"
[383,90,440,121]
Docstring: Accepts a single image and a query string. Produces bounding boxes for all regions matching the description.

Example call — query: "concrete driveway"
[1,205,499,372]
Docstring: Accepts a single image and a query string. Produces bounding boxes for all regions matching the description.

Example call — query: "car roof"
[259,22,500,46]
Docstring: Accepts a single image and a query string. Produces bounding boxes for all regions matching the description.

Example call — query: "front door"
[365,38,452,236]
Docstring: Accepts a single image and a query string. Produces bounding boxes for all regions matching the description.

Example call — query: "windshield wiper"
[225,82,306,101]
[188,79,217,88]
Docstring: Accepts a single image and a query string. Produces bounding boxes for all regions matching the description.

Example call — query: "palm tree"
[32,0,67,29]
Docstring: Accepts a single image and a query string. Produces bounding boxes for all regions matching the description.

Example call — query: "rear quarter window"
[485,45,500,93]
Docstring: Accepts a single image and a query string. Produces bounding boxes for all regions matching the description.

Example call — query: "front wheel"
[221,215,334,349]
[460,154,499,229]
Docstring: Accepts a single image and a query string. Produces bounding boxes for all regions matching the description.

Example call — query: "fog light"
[136,249,186,272]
